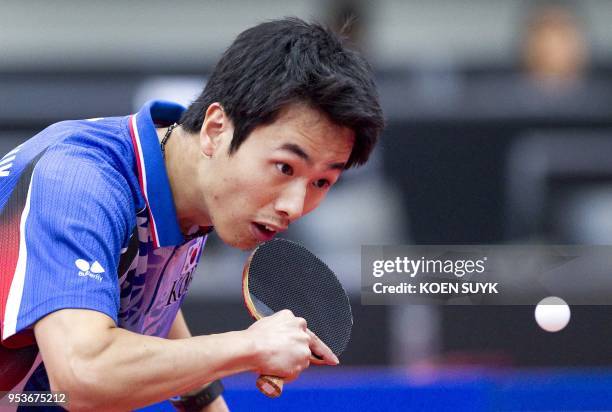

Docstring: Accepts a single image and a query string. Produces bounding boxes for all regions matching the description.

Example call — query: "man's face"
[199,103,354,250]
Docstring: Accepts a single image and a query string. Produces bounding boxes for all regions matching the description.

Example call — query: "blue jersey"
[0,101,208,389]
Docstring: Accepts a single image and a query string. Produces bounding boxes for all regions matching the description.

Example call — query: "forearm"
[37,307,328,411]
[55,328,252,411]
[167,309,230,412]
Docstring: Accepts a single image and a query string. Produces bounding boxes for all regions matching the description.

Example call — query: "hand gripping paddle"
[242,239,352,398]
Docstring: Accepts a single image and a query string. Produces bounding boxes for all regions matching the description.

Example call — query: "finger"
[284,374,298,383]
[278,309,294,318]
[306,328,339,365]
[283,367,302,383]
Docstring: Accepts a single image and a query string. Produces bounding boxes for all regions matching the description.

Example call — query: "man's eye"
[276,163,293,176]
[313,179,330,189]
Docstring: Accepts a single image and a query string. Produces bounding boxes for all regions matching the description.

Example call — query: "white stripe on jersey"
[2,144,23,160]
[130,115,161,247]
[3,176,35,339]
[0,155,16,167]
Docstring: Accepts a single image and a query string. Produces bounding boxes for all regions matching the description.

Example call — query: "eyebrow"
[278,143,346,170]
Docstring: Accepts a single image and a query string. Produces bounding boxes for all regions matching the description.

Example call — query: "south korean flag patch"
[181,243,201,279]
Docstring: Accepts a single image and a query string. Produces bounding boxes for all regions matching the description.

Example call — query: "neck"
[155,125,212,232]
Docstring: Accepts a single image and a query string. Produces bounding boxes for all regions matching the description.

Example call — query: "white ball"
[534,296,571,332]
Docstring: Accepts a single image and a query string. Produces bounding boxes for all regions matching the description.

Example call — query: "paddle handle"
[256,375,284,398]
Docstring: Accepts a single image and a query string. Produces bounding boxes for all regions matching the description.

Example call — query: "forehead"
[262,103,355,160]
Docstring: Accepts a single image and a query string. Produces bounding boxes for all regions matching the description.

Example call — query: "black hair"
[180,17,384,168]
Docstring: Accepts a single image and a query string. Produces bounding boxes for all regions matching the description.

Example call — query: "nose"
[274,182,307,221]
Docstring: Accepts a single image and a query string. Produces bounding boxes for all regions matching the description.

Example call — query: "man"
[0,18,383,411]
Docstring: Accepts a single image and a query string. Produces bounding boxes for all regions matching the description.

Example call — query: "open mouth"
[251,222,277,242]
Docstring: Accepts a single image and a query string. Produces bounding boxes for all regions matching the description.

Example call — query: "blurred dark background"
[3,0,612,370]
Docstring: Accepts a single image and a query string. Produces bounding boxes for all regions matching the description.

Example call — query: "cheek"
[214,162,274,212]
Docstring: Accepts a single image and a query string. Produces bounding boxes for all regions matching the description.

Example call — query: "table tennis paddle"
[242,239,352,398]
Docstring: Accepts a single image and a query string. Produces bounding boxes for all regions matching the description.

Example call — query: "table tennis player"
[0,17,383,411]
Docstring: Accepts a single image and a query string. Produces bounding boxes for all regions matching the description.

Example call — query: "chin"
[217,230,257,251]
[232,239,257,251]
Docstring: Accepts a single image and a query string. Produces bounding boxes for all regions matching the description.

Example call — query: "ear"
[199,102,232,158]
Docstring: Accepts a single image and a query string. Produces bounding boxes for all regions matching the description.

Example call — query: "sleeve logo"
[75,259,105,282]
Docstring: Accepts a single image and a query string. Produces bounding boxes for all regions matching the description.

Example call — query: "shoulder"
[42,117,134,168]
[3,116,135,187]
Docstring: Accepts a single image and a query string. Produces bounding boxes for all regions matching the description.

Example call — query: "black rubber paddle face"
[245,239,352,357]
